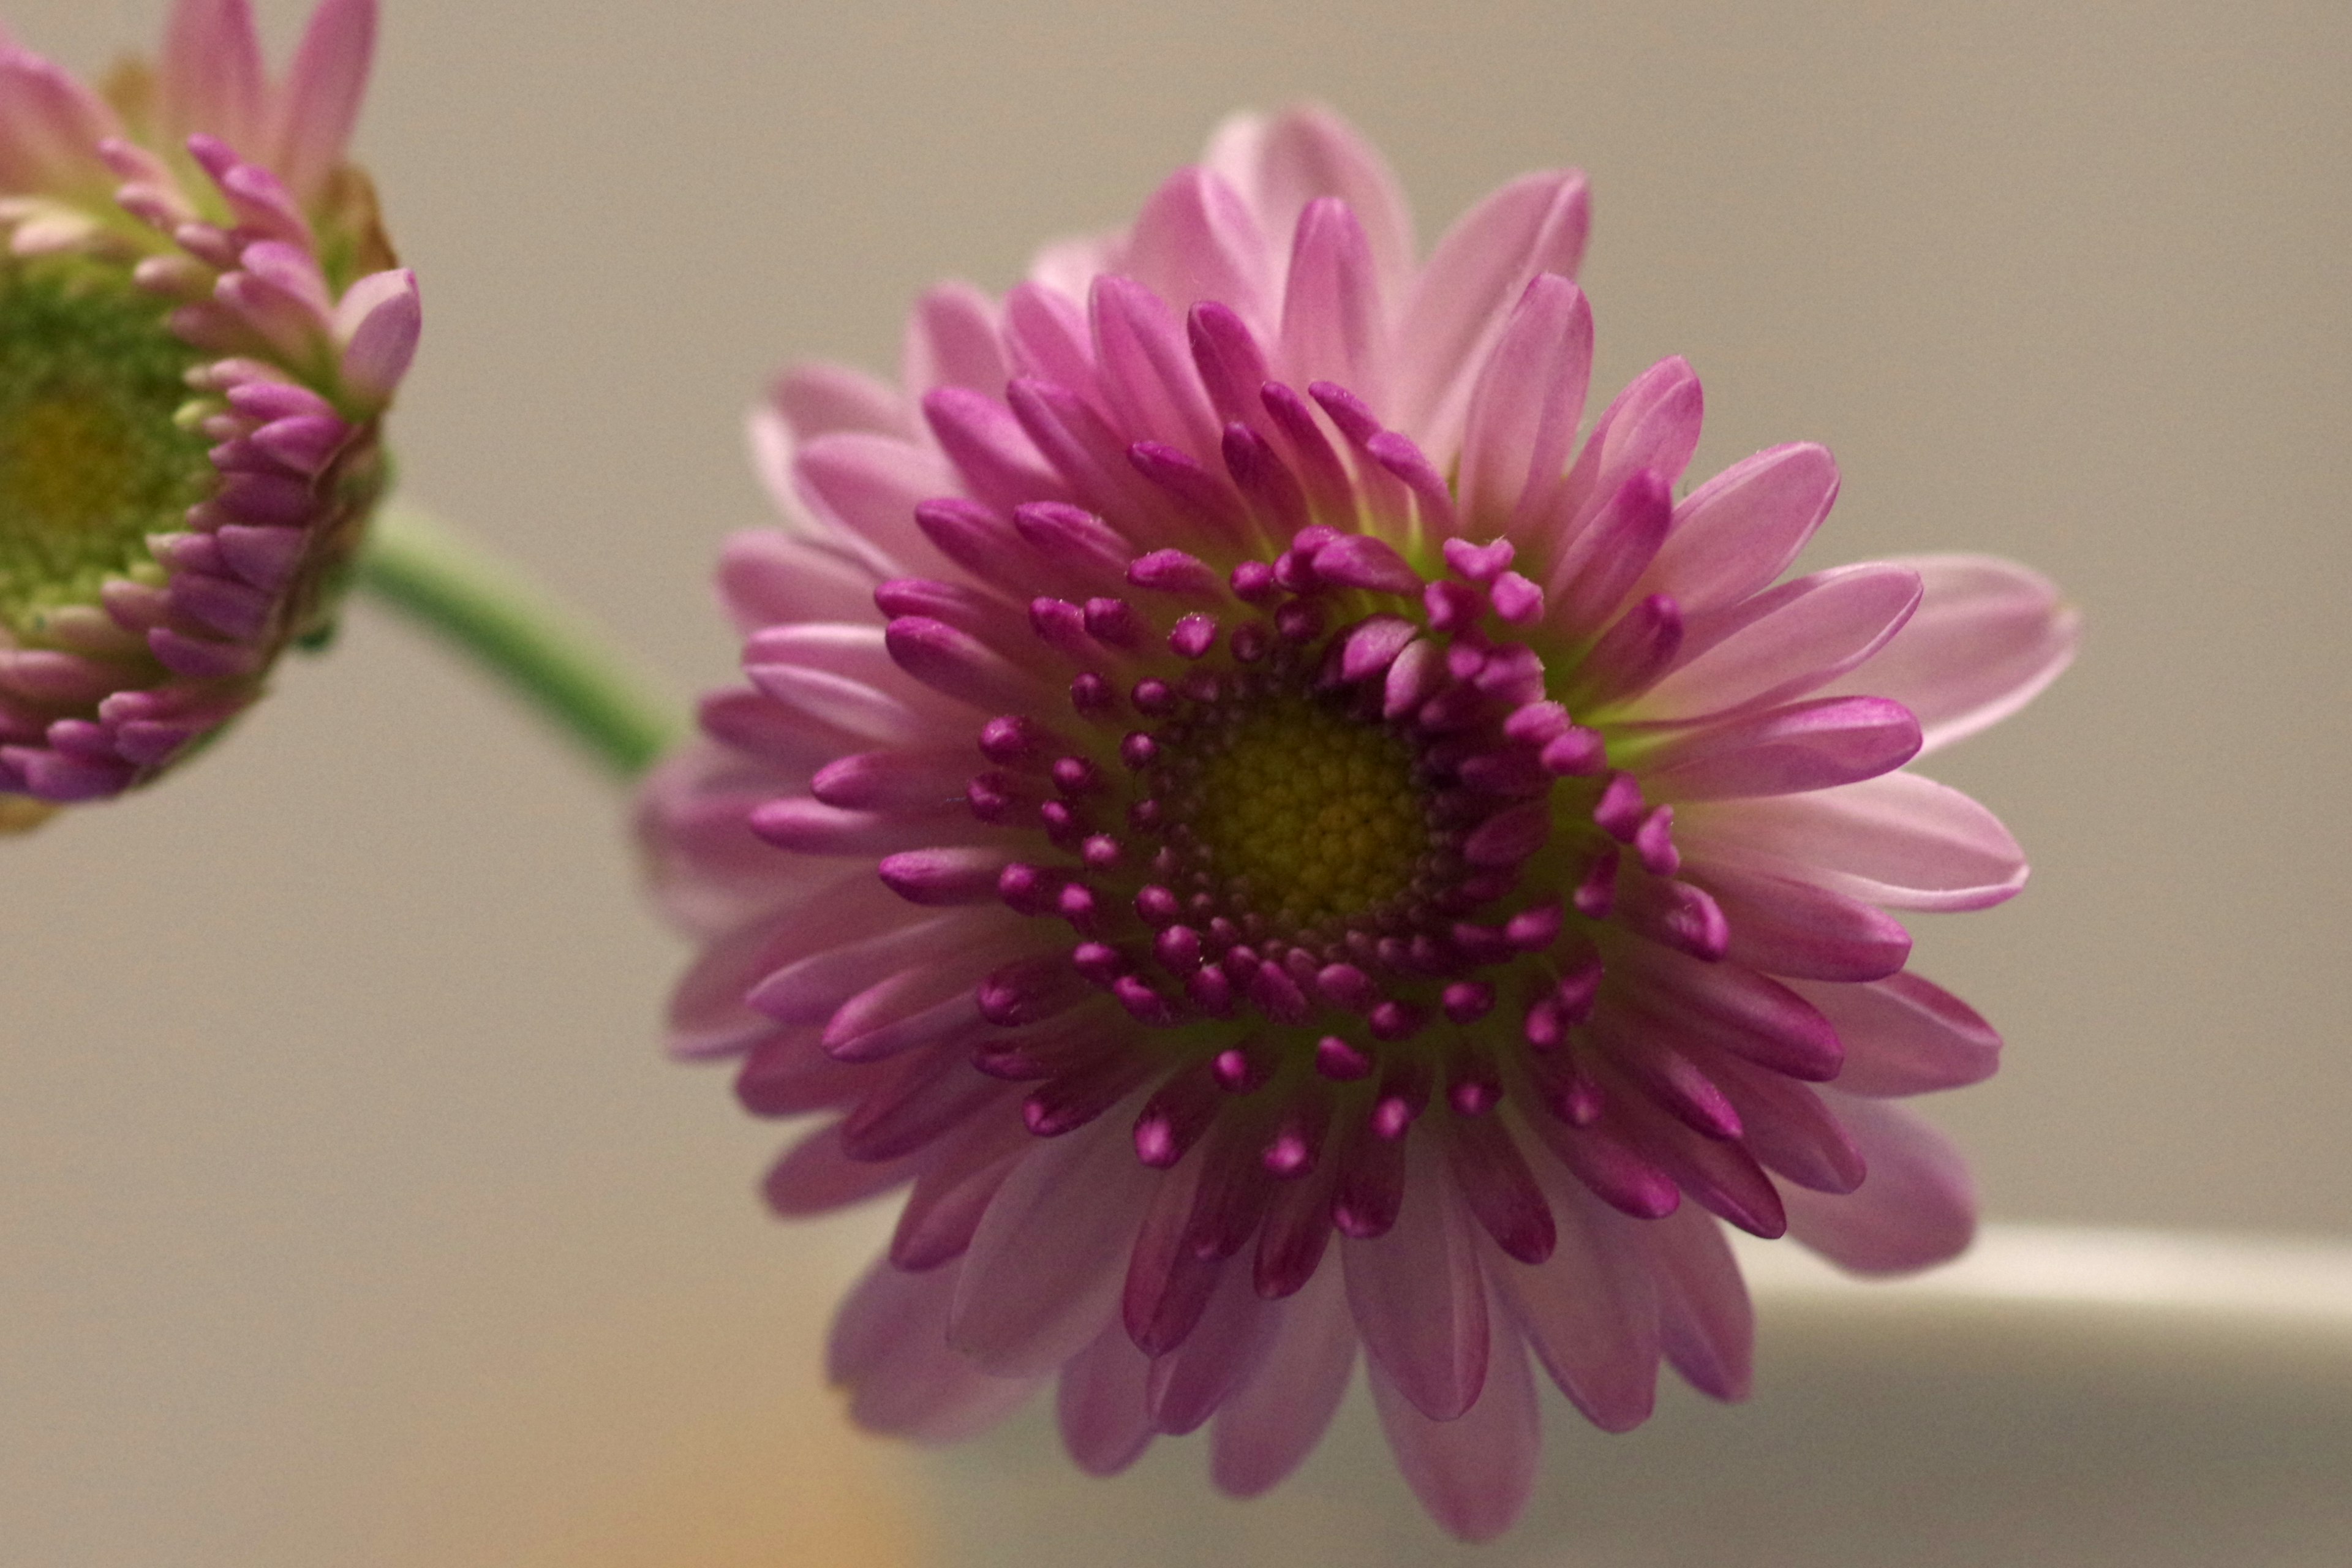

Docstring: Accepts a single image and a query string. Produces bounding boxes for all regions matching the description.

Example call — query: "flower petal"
[1342,1136,1488,1421]
[1208,1259,1357,1498]
[1821,554,2079,754]
[1678,771,2028,913]
[1642,563,1923,721]
[159,0,267,151]
[1206,104,1414,314]
[270,0,376,202]
[1367,1307,1540,1543]
[1784,1095,1977,1273]
[950,1114,1159,1376]
[1635,443,1840,617]
[1121,166,1277,331]
[1638,695,1922,801]
[1791,971,2002,1096]
[1394,170,1590,453]
[831,1257,1041,1442]
[1458,274,1593,537]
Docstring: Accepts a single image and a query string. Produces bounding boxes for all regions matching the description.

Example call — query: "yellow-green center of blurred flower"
[1186,695,1431,930]
[0,259,211,644]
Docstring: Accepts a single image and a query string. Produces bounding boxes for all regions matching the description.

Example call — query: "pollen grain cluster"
[1186,695,1429,929]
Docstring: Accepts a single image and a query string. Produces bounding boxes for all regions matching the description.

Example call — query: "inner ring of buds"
[938,508,1619,1063]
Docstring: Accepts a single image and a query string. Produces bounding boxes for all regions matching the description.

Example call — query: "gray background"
[4,1,2346,1563]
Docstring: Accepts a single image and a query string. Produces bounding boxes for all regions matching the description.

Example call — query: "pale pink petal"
[1494,1162,1662,1431]
[1276,197,1386,404]
[831,1257,1041,1442]
[1638,695,1922,801]
[1678,771,2028,913]
[1543,356,1703,542]
[1394,170,1591,453]
[950,1115,1158,1376]
[1821,554,2079,755]
[1208,1261,1357,1498]
[1642,563,1923,721]
[771,363,914,444]
[1146,1259,1280,1434]
[270,0,375,202]
[1457,274,1593,536]
[1540,469,1673,640]
[1025,228,1124,306]
[1367,1308,1540,1544]
[159,0,266,151]
[1341,1137,1488,1421]
[1635,443,1841,616]
[0,48,125,194]
[1121,166,1278,332]
[1640,1205,1753,1401]
[1793,971,2002,1096]
[715,530,880,635]
[1206,104,1414,313]
[1785,1095,1977,1273]
[793,431,960,575]
[902,281,1008,397]
[1694,858,1913,982]
[1702,1053,1867,1195]
[1056,1317,1158,1475]
[333,267,418,405]
[1090,274,1221,458]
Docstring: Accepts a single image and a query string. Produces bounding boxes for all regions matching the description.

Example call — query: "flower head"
[643,108,2078,1540]
[0,0,417,821]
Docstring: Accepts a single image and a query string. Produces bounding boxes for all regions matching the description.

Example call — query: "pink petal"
[1205,104,1414,314]
[1540,469,1673,641]
[333,267,419,405]
[794,431,960,576]
[762,1120,921,1216]
[1638,695,1922,801]
[159,0,266,151]
[1368,1308,1540,1544]
[1702,1053,1867,1195]
[1495,1163,1662,1431]
[1785,1095,1977,1273]
[1678,771,2028,913]
[1792,971,2002,1096]
[1640,1205,1753,1401]
[1545,356,1704,543]
[1055,1317,1158,1475]
[1693,858,1913,982]
[1393,170,1591,456]
[901,280,1007,396]
[769,362,913,445]
[1641,563,1924,721]
[270,0,376,202]
[1457,274,1593,536]
[1276,197,1386,405]
[1121,166,1278,332]
[1341,1136,1488,1421]
[1090,274,1221,458]
[831,1257,1041,1442]
[715,529,879,634]
[1821,554,2079,755]
[1208,1261,1357,1497]
[1635,443,1841,617]
[950,1115,1159,1376]
[0,48,124,194]
[1146,1259,1279,1434]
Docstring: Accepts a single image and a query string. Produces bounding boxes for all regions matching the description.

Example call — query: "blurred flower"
[642,107,2076,1540]
[0,0,416,819]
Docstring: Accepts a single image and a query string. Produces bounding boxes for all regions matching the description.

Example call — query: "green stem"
[355,505,685,780]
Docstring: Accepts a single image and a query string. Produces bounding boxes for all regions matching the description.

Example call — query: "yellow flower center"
[0,258,211,643]
[1188,695,1431,930]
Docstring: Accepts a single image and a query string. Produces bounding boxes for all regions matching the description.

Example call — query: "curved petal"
[831,1257,1042,1442]
[1205,104,1414,314]
[1368,1308,1540,1544]
[1678,771,2028,912]
[794,431,961,576]
[1642,563,1923,722]
[1393,170,1590,453]
[1822,554,2079,755]
[901,280,1006,398]
[1055,1317,1158,1475]
[270,0,376,202]
[160,0,267,151]
[1495,1159,1662,1431]
[1342,1135,1488,1421]
[1635,443,1840,617]
[1276,196,1387,404]
[1784,1095,1977,1273]
[950,1114,1159,1376]
[1457,274,1593,536]
[1208,1260,1357,1497]
[1638,696,1922,801]
[1640,1205,1753,1401]
[1121,165,1278,331]
[1790,971,2002,1096]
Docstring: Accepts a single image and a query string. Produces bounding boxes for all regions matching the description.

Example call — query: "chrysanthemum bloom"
[643,108,2077,1540]
[0,0,417,820]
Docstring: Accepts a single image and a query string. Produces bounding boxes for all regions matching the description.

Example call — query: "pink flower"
[0,0,417,819]
[642,107,2077,1540]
